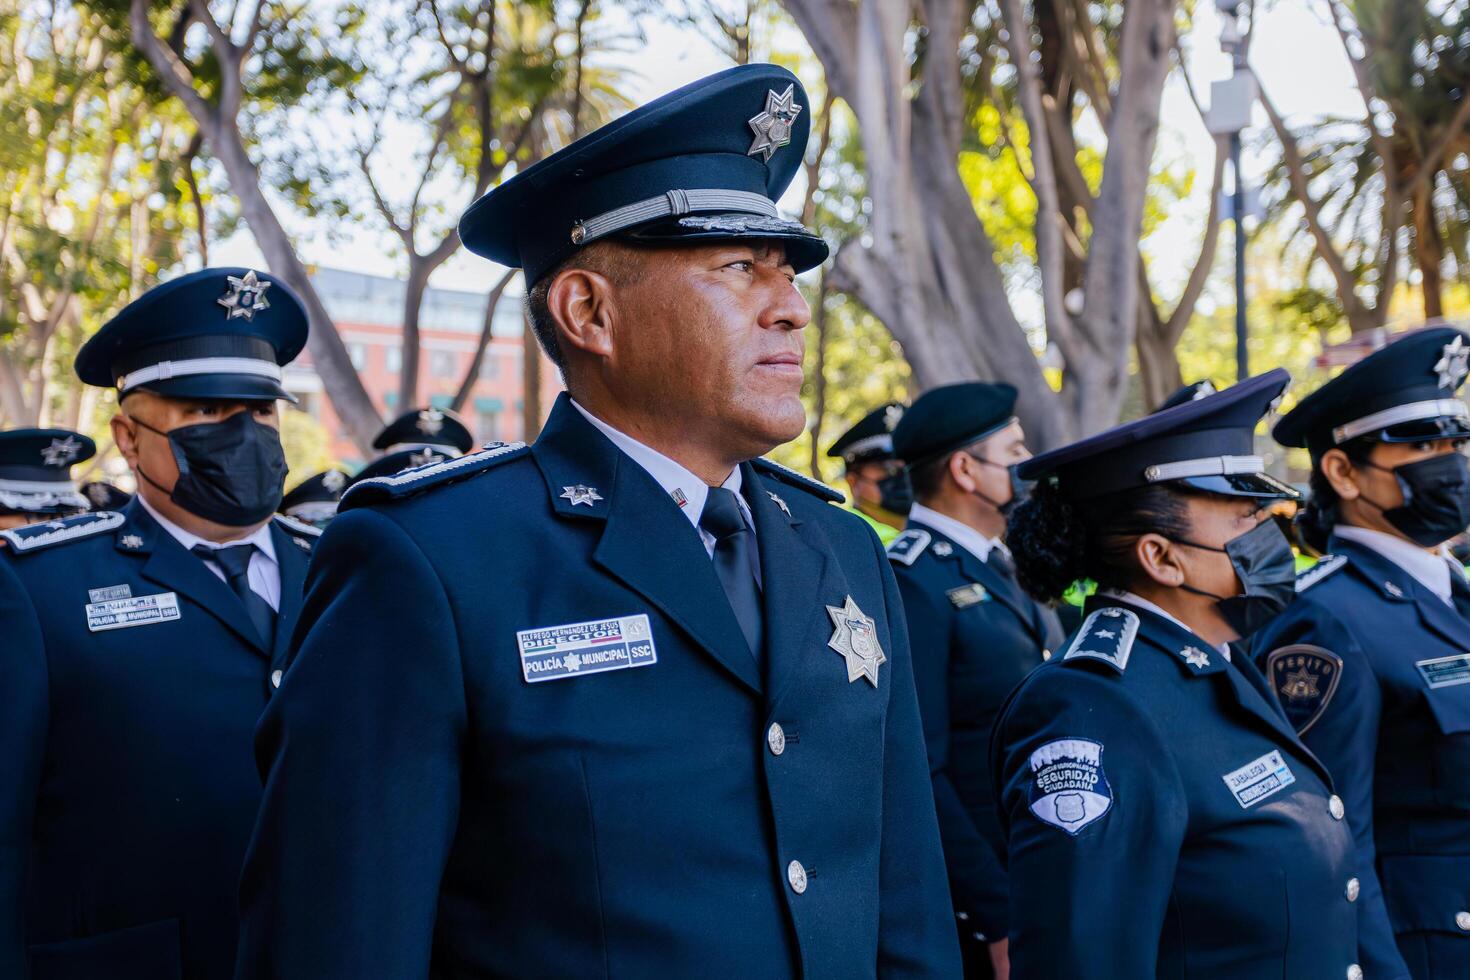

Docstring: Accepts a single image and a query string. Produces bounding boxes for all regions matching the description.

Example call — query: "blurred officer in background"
[828,402,910,545]
[0,429,94,530]
[278,468,350,529]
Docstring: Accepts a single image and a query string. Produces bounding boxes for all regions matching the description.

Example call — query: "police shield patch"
[1027,738,1112,836]
[1265,644,1343,735]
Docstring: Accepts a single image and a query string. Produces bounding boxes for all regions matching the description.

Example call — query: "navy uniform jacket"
[0,501,315,980]
[991,595,1360,979]
[1253,536,1470,980]
[887,521,1063,944]
[235,396,960,980]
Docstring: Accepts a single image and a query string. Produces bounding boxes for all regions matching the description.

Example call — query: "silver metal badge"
[408,449,444,468]
[85,484,110,507]
[767,491,791,517]
[1436,336,1469,390]
[883,404,904,431]
[40,435,82,467]
[1181,646,1211,669]
[322,470,347,493]
[217,270,272,321]
[561,484,603,507]
[747,84,802,162]
[932,541,953,557]
[1384,580,1404,598]
[417,408,445,436]
[826,594,886,687]
[120,534,144,549]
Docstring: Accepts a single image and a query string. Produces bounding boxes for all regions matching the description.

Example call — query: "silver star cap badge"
[826,594,887,687]
[321,470,347,493]
[417,408,445,436]
[217,270,272,321]
[561,484,603,507]
[1435,336,1469,390]
[883,404,904,431]
[40,435,82,467]
[747,84,802,163]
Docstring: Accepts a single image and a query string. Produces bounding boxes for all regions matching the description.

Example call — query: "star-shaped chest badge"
[1281,667,1321,701]
[747,84,802,162]
[120,533,144,550]
[826,594,886,688]
[217,270,272,321]
[417,408,445,436]
[1436,336,1470,390]
[40,435,82,467]
[561,484,603,507]
[1180,646,1211,669]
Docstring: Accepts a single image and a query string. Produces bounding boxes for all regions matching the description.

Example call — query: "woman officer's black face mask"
[131,410,289,527]
[1172,518,1298,637]
[1358,452,1470,547]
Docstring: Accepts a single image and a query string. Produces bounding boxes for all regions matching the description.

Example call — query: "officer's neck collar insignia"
[1061,606,1139,674]
[931,540,954,557]
[826,594,886,688]
[561,484,603,507]
[766,490,791,517]
[1436,336,1470,390]
[120,533,145,549]
[40,435,82,467]
[747,84,802,162]
[217,270,272,321]
[1179,645,1212,670]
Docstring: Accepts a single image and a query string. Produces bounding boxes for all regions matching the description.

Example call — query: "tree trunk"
[1413,179,1446,321]
[451,269,518,414]
[522,311,544,442]
[399,259,432,409]
[807,274,830,480]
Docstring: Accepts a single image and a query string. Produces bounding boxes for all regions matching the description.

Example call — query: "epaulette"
[1296,554,1346,593]
[750,458,844,503]
[272,513,322,552]
[886,528,932,566]
[340,441,529,511]
[0,511,125,555]
[1060,607,1140,674]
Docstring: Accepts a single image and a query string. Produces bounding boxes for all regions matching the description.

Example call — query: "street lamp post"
[1209,0,1256,381]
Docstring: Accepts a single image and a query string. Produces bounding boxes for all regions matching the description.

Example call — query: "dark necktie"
[193,543,276,647]
[699,487,764,661]
[989,545,1016,578]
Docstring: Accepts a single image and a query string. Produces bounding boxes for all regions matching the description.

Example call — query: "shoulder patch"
[272,513,322,542]
[1026,737,1113,835]
[340,441,529,511]
[750,458,844,503]
[1061,607,1140,674]
[0,511,125,555]
[1265,644,1343,735]
[886,528,931,566]
[1296,554,1346,592]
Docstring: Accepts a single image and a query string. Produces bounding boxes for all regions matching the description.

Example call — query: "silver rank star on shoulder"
[561,484,603,507]
[826,594,886,688]
[217,270,272,321]
[1436,336,1469,390]
[747,84,802,162]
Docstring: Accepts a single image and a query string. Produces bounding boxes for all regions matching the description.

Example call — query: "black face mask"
[133,410,289,527]
[876,469,914,516]
[970,456,1032,516]
[1174,518,1298,637]
[1360,453,1470,547]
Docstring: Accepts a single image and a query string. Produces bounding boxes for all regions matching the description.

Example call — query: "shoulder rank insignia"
[946,583,989,609]
[0,511,125,554]
[1061,606,1140,674]
[750,457,844,503]
[341,441,529,511]
[886,527,931,566]
[272,513,322,539]
[1296,554,1346,592]
[1265,644,1343,734]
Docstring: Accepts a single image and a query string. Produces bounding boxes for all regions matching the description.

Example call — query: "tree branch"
[450,267,517,413]
[1404,93,1470,198]
[1163,135,1228,340]
[130,0,215,127]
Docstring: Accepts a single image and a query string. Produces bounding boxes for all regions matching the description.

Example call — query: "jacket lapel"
[1332,536,1470,652]
[269,521,309,666]
[122,502,270,657]
[532,396,763,694]
[917,519,1044,643]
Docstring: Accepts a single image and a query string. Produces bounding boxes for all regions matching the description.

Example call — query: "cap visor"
[1374,416,1470,444]
[1178,472,1301,499]
[133,374,298,404]
[622,214,828,272]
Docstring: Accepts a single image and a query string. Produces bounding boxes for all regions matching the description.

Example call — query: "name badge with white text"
[517,614,657,683]
[86,592,181,633]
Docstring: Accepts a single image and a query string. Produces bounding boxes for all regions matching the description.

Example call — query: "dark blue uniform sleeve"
[894,571,1010,940]
[0,559,45,979]
[235,508,468,979]
[873,534,965,978]
[992,668,1187,978]
[1253,610,1410,980]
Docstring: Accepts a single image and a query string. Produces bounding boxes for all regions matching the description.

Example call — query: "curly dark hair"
[1005,477,1195,603]
[1295,437,1376,554]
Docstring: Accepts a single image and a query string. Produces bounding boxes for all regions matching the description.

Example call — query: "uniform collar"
[1333,524,1452,604]
[907,503,1002,563]
[1099,588,1231,660]
[136,490,277,565]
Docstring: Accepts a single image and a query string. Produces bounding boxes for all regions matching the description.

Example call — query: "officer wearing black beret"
[827,402,910,545]
[0,267,318,980]
[278,468,350,529]
[883,381,1061,977]
[236,65,959,979]
[371,405,474,457]
[994,370,1361,979]
[1253,326,1470,980]
[0,429,95,530]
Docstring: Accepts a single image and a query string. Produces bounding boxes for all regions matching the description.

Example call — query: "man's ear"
[111,412,140,469]
[547,267,617,361]
[1135,532,1187,588]
[1320,448,1361,500]
[946,451,977,494]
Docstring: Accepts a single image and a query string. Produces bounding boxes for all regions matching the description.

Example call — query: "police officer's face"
[1156,495,1268,600]
[1331,437,1466,512]
[967,421,1030,504]
[849,460,903,507]
[113,393,280,496]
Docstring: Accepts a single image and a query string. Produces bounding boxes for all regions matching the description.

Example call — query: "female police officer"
[991,369,1361,979]
[1254,326,1470,980]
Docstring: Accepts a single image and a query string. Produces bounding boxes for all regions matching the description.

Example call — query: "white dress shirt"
[1100,588,1232,661]
[572,400,755,558]
[137,493,281,611]
[1335,524,1455,605]
[906,503,1007,564]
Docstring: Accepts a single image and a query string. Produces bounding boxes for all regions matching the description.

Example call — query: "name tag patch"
[518,614,656,683]
[1027,738,1112,835]
[1416,653,1470,689]
[88,584,132,603]
[946,583,989,609]
[1223,749,1296,808]
[85,591,181,632]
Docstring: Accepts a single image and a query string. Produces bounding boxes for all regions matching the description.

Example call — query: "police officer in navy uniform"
[235,65,959,979]
[994,369,1361,979]
[1253,326,1470,980]
[278,468,350,529]
[828,402,911,546]
[0,429,95,530]
[884,381,1062,979]
[0,267,318,980]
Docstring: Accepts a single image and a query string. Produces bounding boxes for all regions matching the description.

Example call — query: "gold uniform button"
[270,669,282,688]
[1456,910,1470,931]
[767,723,786,756]
[1329,795,1345,820]
[1345,878,1359,902]
[787,860,807,895]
